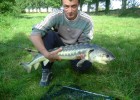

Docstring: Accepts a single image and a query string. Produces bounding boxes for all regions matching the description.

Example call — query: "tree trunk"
[95,0,99,14]
[46,7,48,12]
[87,3,90,13]
[79,0,84,11]
[80,4,82,11]
[122,0,127,10]
[105,0,110,14]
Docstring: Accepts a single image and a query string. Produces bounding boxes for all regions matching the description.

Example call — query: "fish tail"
[34,63,40,70]
[20,62,32,73]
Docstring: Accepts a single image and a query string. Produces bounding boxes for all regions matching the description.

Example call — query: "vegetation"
[0,13,140,100]
[0,0,140,15]
[119,8,140,17]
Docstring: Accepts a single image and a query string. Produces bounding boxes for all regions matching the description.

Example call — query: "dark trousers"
[42,30,92,72]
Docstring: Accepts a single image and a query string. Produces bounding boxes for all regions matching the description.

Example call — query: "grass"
[0,13,140,100]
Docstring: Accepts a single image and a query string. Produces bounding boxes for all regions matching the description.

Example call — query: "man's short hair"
[61,0,80,3]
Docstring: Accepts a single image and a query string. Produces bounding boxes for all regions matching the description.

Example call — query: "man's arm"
[30,34,62,62]
[30,34,48,55]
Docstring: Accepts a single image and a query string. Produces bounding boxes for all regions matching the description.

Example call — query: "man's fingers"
[51,47,62,54]
[48,48,62,62]
[80,54,85,59]
[76,54,85,59]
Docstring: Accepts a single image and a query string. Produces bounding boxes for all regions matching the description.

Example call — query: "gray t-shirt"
[31,10,94,45]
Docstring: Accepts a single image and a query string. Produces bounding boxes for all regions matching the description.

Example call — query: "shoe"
[39,69,53,86]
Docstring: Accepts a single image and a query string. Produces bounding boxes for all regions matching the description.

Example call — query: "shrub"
[119,8,140,17]
[0,1,21,16]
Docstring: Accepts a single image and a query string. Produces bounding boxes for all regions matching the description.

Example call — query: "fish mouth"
[98,60,108,65]
[110,57,115,61]
[102,58,115,64]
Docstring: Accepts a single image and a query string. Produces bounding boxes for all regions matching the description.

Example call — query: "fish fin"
[94,57,107,65]
[98,61,107,64]
[20,62,32,73]
[34,63,40,70]
[30,52,38,57]
[77,59,86,67]
[43,60,49,66]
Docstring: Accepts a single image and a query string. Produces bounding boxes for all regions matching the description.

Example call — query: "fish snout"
[108,54,115,61]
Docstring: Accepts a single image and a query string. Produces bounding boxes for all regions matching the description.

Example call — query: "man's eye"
[72,5,77,8]
[64,5,69,9]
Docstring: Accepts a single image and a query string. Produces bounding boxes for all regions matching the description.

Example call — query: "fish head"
[89,45,115,64]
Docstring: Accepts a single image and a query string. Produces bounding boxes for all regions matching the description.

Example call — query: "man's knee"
[42,30,57,41]
[71,60,92,72]
[42,30,64,50]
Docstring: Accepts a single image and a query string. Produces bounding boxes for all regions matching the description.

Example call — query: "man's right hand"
[30,35,62,62]
[44,48,62,62]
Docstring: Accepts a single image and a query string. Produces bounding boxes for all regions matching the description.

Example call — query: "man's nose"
[68,7,72,12]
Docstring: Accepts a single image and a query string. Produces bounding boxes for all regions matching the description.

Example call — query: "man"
[30,0,94,86]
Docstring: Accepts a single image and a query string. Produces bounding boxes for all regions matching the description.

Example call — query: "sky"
[111,0,140,9]
[111,0,122,9]
[81,0,140,12]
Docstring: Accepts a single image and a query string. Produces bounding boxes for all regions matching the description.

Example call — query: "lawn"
[0,13,140,100]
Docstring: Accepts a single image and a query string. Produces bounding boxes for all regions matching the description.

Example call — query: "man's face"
[62,0,79,20]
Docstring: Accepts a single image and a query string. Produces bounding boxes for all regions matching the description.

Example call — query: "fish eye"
[106,54,110,58]
[91,49,94,51]
[89,49,94,53]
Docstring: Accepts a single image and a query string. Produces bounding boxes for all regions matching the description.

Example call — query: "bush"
[119,8,140,17]
[0,1,13,13]
[0,1,21,16]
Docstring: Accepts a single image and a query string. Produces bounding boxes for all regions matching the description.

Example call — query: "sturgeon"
[20,43,115,73]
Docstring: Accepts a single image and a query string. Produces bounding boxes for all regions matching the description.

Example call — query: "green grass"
[0,13,140,100]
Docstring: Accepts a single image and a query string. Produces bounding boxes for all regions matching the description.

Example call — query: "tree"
[95,0,99,14]
[99,0,110,14]
[127,0,140,8]
[84,0,96,13]
[0,0,16,3]
[122,0,127,10]
[16,0,61,12]
[0,0,17,14]
[79,0,85,11]
[105,0,110,14]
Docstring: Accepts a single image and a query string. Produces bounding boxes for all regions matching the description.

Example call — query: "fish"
[20,43,115,73]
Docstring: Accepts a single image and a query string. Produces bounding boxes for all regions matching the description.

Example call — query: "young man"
[30,0,94,86]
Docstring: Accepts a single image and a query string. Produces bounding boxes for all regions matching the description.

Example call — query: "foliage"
[45,0,61,8]
[122,0,127,10]
[0,1,13,13]
[121,0,140,10]
[0,1,20,15]
[119,8,140,17]
[105,0,110,14]
[127,0,140,8]
[0,0,61,15]
[15,0,61,9]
